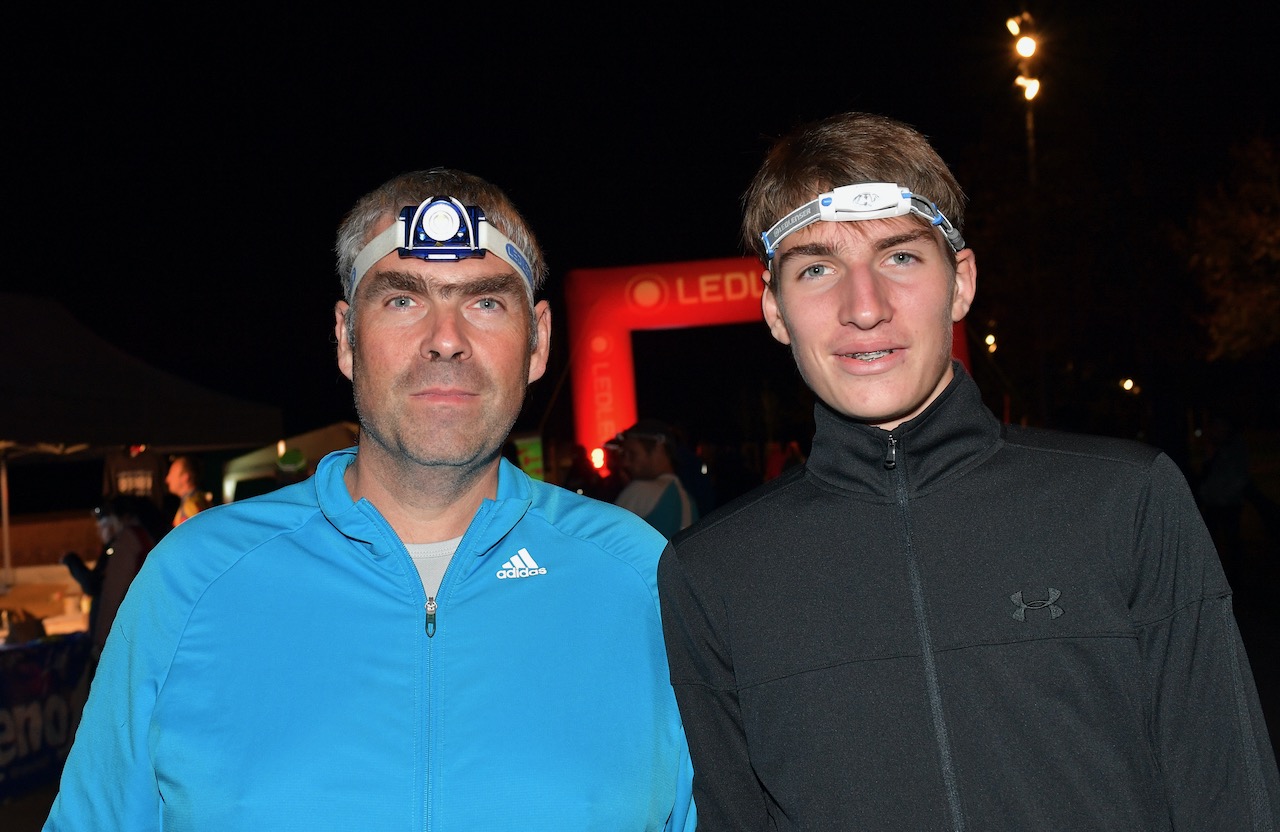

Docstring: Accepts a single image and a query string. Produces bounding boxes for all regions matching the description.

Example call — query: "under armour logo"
[1010,588,1063,621]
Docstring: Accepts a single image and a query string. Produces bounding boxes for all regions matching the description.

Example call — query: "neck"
[343,446,500,544]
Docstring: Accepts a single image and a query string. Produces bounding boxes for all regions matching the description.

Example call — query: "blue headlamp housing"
[760,183,965,269]
[349,196,536,299]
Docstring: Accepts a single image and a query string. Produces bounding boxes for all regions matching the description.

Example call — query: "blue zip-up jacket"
[45,449,696,831]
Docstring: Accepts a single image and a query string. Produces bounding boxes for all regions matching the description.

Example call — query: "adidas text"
[497,548,547,579]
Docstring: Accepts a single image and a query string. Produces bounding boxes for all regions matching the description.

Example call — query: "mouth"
[412,387,478,401]
[842,349,895,361]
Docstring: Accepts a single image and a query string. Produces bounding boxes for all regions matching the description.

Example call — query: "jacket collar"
[805,362,1002,497]
[315,448,534,558]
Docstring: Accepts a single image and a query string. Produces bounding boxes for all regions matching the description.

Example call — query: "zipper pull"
[425,596,437,638]
[884,434,897,470]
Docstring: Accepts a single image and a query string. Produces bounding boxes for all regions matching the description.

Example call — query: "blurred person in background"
[61,495,160,665]
[165,454,212,527]
[615,418,699,540]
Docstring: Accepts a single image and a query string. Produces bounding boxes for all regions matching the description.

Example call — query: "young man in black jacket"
[658,111,1279,831]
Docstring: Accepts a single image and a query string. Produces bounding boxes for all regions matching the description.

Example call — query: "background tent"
[221,421,359,503]
[1,292,283,588]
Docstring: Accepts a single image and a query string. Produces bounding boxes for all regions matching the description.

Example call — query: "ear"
[950,249,977,323]
[527,300,552,384]
[335,301,354,381]
[760,270,792,345]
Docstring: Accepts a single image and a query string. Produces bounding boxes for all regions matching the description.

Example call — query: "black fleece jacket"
[659,364,1279,831]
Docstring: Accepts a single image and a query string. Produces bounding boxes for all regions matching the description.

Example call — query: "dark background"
[3,6,1278,824]
[7,2,1277,487]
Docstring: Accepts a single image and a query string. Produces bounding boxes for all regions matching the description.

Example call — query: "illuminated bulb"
[984,334,996,345]
[590,447,605,469]
[1006,18,1021,36]
[1016,35,1037,58]
[1016,76,1040,100]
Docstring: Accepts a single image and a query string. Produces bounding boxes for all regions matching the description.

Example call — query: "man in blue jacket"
[46,168,696,831]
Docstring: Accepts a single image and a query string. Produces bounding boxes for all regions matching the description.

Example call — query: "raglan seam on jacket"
[1129,588,1235,630]
[1000,431,1163,469]
[153,507,328,701]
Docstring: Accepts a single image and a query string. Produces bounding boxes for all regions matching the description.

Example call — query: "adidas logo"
[496,548,547,580]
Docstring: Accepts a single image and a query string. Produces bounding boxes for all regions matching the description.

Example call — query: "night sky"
[9,2,1276,462]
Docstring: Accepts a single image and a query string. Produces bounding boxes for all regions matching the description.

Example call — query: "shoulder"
[999,424,1164,470]
[667,467,806,561]
[147,478,326,580]
[524,478,668,569]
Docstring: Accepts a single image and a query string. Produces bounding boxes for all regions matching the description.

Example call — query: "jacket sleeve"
[658,543,769,830]
[43,557,173,831]
[665,731,698,832]
[1130,453,1280,829]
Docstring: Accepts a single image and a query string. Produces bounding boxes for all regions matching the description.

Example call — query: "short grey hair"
[335,168,549,304]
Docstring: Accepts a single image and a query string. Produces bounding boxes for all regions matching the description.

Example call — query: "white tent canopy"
[221,422,358,503]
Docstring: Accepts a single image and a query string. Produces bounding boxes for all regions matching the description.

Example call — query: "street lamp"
[1007,12,1040,187]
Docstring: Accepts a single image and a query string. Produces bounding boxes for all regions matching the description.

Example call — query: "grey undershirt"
[405,536,462,598]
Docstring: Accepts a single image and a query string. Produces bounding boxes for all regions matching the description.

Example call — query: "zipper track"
[891,433,966,831]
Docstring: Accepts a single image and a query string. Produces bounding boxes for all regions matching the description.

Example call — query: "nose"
[838,265,893,330]
[420,306,471,361]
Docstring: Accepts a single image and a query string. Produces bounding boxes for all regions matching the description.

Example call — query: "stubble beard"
[350,346,525,474]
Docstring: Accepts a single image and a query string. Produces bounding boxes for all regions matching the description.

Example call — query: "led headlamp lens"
[421,201,464,242]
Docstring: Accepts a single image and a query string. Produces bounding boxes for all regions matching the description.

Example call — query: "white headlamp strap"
[761,182,965,265]
[349,201,536,300]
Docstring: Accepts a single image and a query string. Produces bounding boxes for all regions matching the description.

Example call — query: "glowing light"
[590,447,605,469]
[984,334,996,345]
[1006,17,1022,36]
[1016,35,1037,58]
[1016,76,1041,100]
[276,440,286,457]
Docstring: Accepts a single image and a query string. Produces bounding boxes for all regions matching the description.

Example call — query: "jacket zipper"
[892,442,965,831]
[425,596,437,638]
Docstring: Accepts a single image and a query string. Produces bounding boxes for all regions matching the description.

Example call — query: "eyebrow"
[776,227,936,271]
[776,242,837,271]
[359,268,524,302]
[873,229,934,250]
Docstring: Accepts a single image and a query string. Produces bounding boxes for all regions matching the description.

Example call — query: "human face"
[335,220,551,472]
[761,215,976,432]
[95,512,122,545]
[620,436,661,480]
[165,461,188,496]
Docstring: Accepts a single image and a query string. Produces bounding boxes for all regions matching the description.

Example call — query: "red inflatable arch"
[563,256,970,458]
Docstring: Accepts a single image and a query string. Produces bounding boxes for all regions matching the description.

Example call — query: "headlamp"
[761,183,965,267]
[349,197,536,299]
